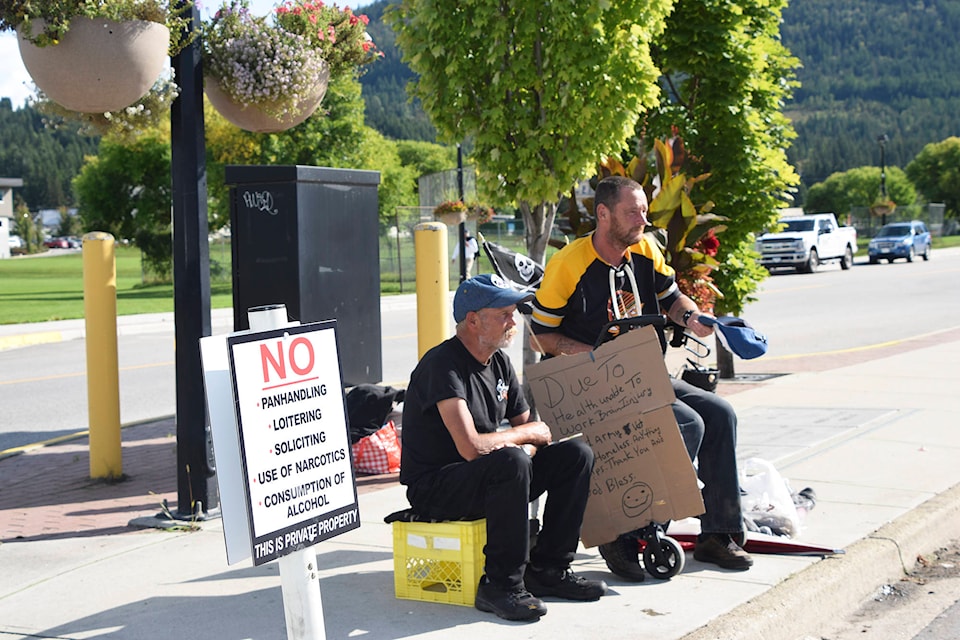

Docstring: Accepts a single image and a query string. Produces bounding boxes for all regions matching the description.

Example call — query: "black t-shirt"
[399,336,528,485]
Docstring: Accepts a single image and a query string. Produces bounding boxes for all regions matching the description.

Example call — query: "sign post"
[201,304,360,640]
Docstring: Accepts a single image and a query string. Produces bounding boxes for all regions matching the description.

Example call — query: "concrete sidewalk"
[1,325,959,639]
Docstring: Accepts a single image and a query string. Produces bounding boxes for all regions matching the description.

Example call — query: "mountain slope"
[781,0,960,194]
[360,0,960,201]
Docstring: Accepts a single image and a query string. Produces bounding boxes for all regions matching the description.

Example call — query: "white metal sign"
[227,320,359,565]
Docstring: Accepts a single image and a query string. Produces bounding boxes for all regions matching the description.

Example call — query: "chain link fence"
[379,209,535,294]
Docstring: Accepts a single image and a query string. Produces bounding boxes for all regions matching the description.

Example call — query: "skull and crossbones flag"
[479,233,544,293]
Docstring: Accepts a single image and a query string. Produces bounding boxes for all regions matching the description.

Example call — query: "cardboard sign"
[527,326,704,547]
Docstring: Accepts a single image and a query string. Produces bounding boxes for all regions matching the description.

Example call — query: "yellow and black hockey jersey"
[531,232,680,347]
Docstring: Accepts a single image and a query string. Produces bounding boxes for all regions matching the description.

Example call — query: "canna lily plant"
[565,137,728,311]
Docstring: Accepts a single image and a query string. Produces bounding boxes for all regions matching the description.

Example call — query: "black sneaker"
[524,566,608,601]
[598,537,646,582]
[475,576,547,621]
[693,533,754,570]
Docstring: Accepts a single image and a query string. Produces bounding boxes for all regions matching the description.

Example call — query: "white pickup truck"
[756,213,857,273]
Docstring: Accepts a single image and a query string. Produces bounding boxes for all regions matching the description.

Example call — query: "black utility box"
[226,165,382,385]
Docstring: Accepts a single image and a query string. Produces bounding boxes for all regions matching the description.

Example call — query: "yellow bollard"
[83,232,122,479]
[414,222,451,359]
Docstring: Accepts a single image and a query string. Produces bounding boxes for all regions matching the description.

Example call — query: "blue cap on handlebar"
[699,316,768,360]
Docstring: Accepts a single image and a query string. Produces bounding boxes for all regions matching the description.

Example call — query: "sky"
[1,1,359,110]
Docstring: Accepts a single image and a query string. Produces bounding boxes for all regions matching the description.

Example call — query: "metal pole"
[171,2,216,517]
[83,232,121,479]
[415,222,451,358]
[395,208,403,293]
[878,134,889,226]
[246,306,326,640]
[457,144,466,282]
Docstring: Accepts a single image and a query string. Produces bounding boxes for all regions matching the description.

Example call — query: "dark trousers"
[405,438,594,590]
[671,377,743,534]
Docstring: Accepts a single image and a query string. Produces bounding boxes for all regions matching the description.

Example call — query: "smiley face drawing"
[621,482,653,518]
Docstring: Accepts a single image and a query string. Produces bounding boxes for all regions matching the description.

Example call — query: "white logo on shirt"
[496,378,509,402]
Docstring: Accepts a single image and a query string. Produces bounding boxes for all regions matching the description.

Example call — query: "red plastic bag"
[351,420,401,475]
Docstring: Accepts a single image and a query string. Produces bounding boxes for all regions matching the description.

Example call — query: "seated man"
[530,176,753,580]
[400,274,607,622]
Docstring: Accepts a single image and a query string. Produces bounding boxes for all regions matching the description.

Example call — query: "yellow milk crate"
[392,518,487,606]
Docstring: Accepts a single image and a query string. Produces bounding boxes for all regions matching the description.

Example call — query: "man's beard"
[607,217,644,248]
[481,325,517,351]
[498,327,518,349]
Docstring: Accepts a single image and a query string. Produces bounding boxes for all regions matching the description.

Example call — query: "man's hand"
[686,312,715,338]
[529,332,593,357]
[520,421,553,447]
[438,400,553,460]
[671,297,714,339]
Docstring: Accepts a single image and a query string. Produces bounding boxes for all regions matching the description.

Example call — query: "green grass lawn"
[0,245,234,325]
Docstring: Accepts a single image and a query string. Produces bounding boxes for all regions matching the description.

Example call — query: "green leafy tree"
[805,166,916,219]
[645,0,800,319]
[55,207,83,238]
[72,135,173,278]
[387,0,673,267]
[355,127,417,226]
[13,201,42,253]
[906,137,960,220]
[395,140,458,183]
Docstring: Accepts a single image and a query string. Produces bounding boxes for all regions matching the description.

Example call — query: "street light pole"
[170,2,216,518]
[878,134,889,226]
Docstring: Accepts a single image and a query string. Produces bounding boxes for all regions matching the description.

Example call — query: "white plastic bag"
[739,457,801,538]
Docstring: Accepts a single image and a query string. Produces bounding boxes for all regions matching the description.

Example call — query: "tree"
[645,0,800,320]
[395,140,458,182]
[805,166,916,218]
[355,127,417,227]
[72,135,173,278]
[387,0,673,268]
[13,201,42,253]
[0,99,98,211]
[906,137,960,220]
[55,208,83,238]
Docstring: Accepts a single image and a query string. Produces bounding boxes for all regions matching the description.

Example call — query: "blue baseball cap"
[699,315,769,360]
[453,274,534,322]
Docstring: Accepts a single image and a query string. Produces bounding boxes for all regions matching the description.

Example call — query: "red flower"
[699,229,720,257]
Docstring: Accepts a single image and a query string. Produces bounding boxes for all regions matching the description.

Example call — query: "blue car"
[868,220,932,264]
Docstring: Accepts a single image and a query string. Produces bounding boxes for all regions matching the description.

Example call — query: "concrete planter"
[204,73,329,134]
[434,211,467,226]
[18,18,169,113]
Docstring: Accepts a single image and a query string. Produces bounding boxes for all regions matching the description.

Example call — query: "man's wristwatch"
[682,309,695,327]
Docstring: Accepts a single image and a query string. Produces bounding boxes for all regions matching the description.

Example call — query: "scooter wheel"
[643,535,685,580]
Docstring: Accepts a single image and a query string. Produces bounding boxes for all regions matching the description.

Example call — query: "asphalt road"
[1,248,959,454]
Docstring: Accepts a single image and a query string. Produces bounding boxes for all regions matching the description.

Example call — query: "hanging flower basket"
[201,0,380,133]
[17,18,170,114]
[433,200,468,226]
[204,74,329,134]
[466,203,495,224]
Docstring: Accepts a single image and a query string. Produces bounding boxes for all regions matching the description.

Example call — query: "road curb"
[0,330,66,351]
[681,481,960,639]
[0,414,175,461]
